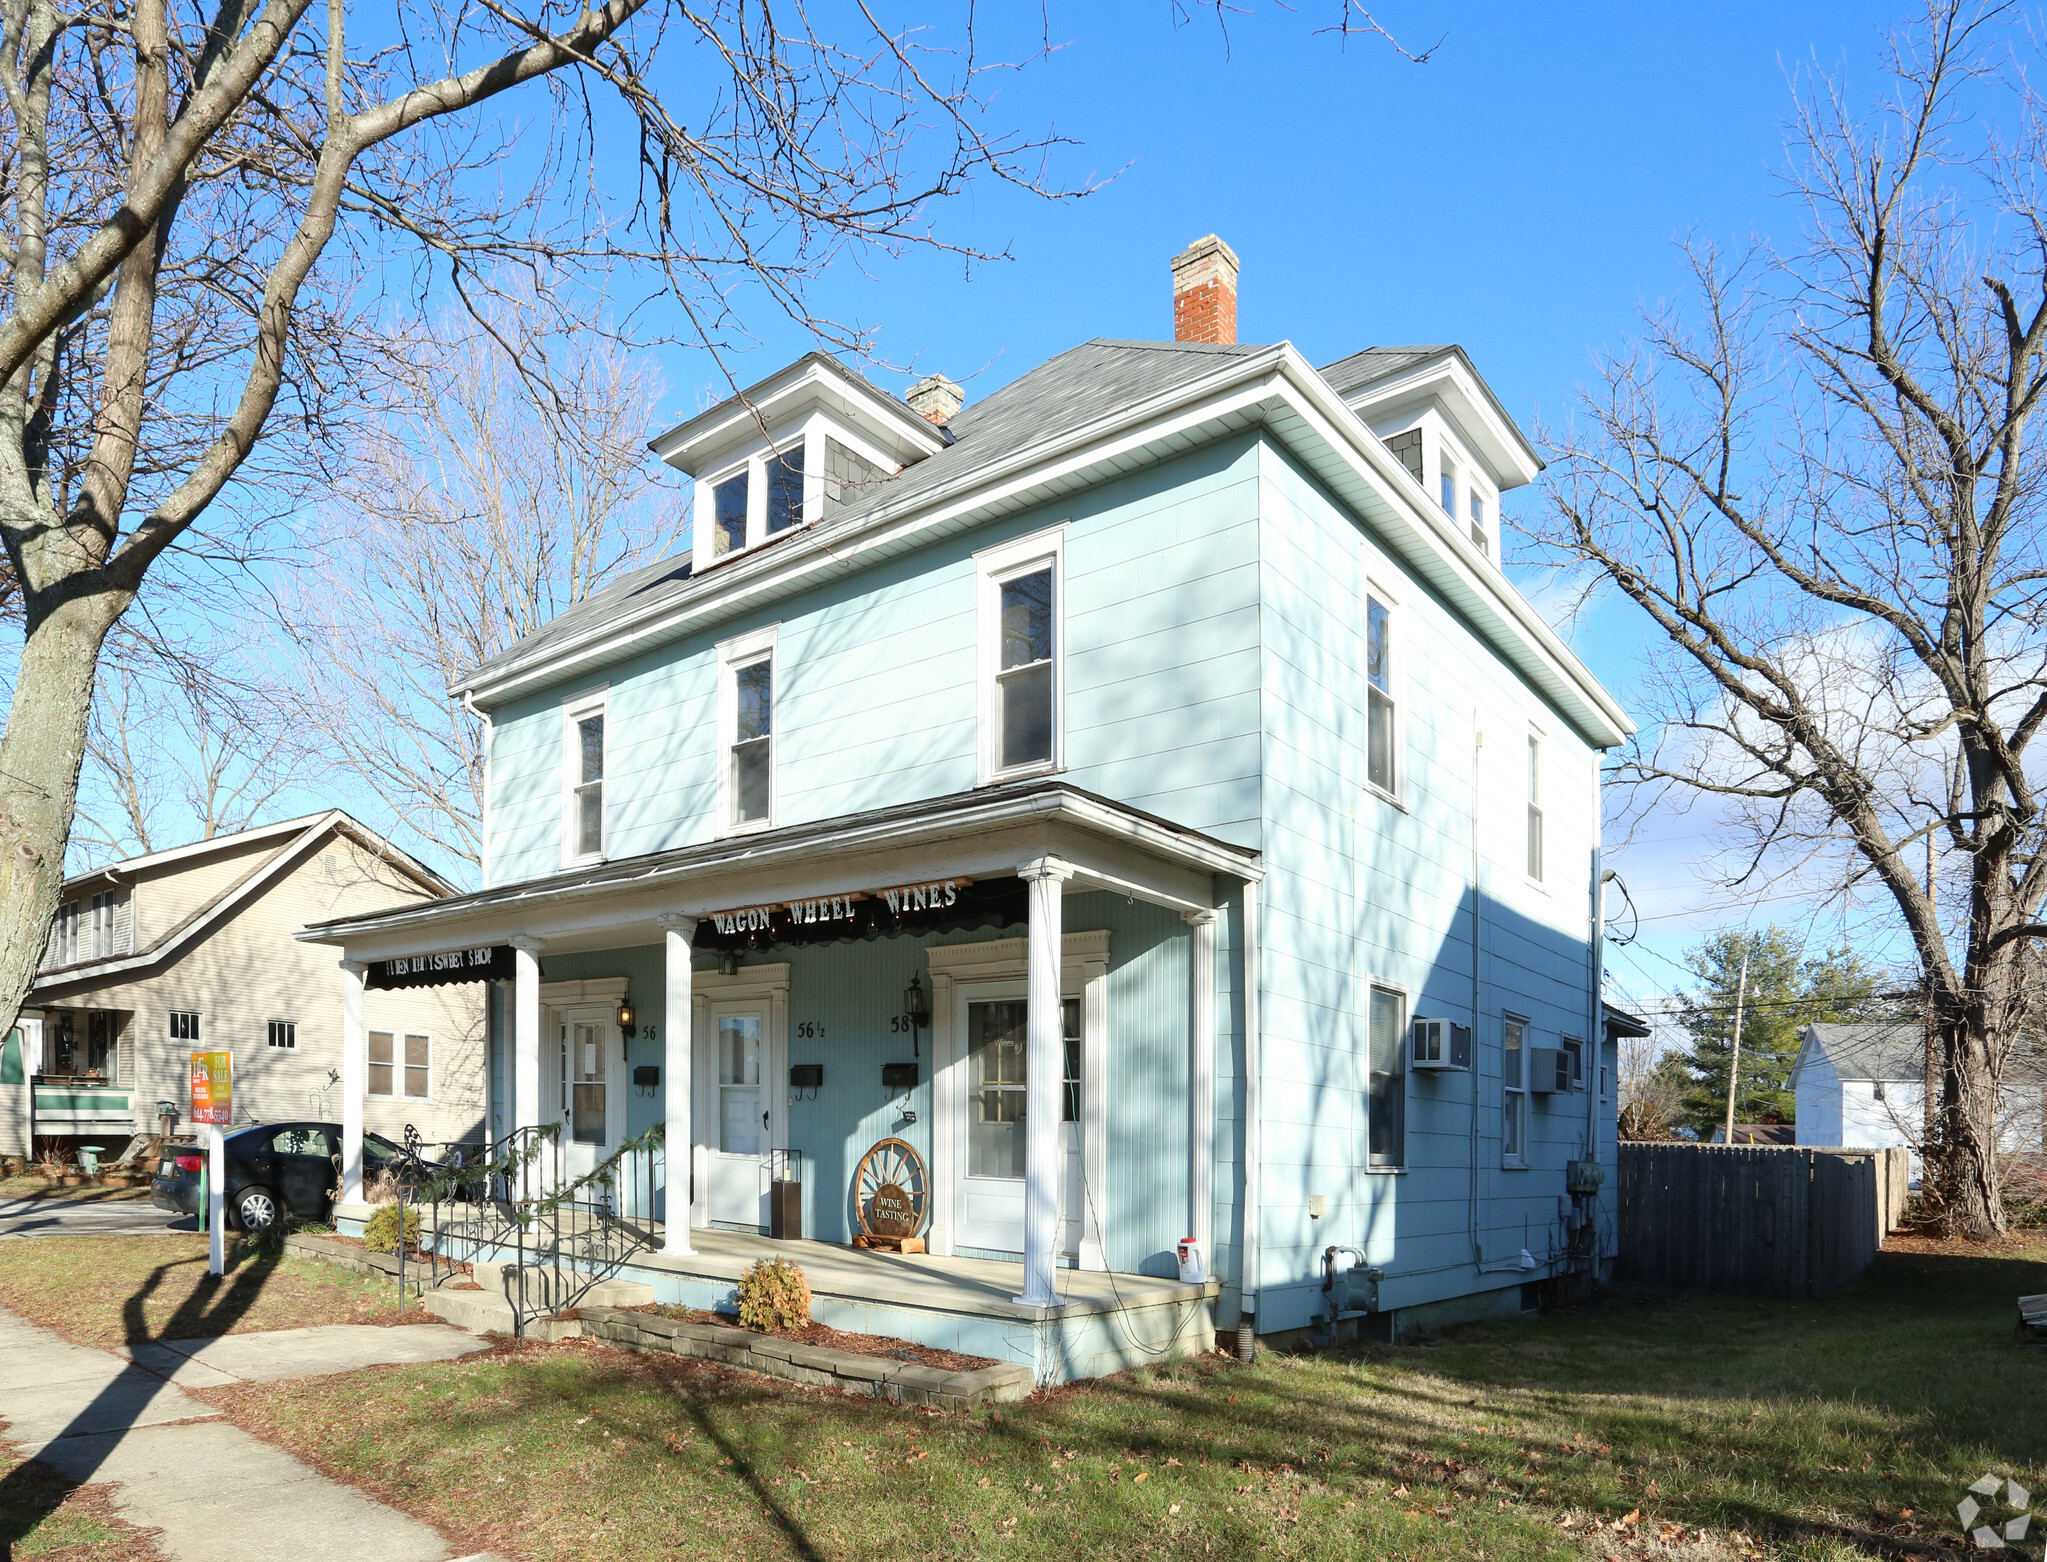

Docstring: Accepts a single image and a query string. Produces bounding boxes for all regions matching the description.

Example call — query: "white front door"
[707,1005,770,1229]
[549,1006,620,1192]
[956,989,1081,1259]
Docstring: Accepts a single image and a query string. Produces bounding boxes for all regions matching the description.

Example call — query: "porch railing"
[393,1122,665,1343]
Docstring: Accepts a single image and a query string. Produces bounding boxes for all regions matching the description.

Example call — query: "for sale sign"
[189,1050,232,1125]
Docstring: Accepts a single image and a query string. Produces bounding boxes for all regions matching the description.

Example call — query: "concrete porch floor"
[338,1203,1219,1384]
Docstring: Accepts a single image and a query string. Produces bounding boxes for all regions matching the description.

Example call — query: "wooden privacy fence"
[1616,1144,1912,1299]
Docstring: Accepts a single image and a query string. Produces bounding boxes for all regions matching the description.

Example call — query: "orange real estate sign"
[189,1050,232,1125]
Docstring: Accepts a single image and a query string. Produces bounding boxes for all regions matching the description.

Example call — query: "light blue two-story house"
[304,236,1633,1381]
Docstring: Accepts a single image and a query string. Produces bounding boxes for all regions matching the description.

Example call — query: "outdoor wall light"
[617,997,637,1039]
[903,973,931,1057]
[720,950,741,977]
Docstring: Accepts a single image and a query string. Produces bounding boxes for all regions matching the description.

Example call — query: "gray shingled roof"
[458,337,1269,692]
[1318,346,1452,399]
[1803,1022,1923,1082]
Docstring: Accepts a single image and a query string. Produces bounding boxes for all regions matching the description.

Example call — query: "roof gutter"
[296,786,1263,946]
[453,344,1632,745]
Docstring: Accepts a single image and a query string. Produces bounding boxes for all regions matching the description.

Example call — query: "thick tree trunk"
[0,596,119,1038]
[1928,924,2022,1238]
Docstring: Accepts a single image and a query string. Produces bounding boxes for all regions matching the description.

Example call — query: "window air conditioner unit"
[1410,1019,1473,1072]
[1529,1046,1572,1094]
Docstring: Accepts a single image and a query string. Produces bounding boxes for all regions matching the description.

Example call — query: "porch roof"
[296,780,1260,961]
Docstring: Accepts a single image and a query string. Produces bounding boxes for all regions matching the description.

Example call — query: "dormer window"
[764,446,804,535]
[655,353,949,576]
[713,472,748,555]
[1468,490,1489,556]
[1438,464,1457,515]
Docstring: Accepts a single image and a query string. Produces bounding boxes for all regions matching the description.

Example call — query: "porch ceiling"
[297,781,1259,961]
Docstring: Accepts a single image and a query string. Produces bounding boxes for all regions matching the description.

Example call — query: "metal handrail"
[396,1122,665,1343]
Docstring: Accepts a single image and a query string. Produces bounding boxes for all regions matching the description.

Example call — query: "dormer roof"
[647,351,949,477]
[1320,344,1543,490]
[453,336,1631,751]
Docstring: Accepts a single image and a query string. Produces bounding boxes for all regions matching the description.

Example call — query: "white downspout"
[1238,878,1262,1358]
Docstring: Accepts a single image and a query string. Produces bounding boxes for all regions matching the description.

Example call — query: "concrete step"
[470,1262,653,1311]
[424,1283,583,1342]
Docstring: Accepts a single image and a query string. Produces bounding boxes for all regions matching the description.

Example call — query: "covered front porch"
[300,780,1260,1384]
[386,1204,1217,1383]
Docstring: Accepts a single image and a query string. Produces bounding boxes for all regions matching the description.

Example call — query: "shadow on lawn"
[1043,1245,2047,1559]
[0,1239,286,1551]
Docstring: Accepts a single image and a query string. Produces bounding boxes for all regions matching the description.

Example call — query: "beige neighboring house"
[0,812,486,1161]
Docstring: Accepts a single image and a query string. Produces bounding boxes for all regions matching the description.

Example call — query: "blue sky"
[624,1,1909,1021]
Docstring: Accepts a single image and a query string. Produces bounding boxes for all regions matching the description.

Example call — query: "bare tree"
[74,651,311,863]
[0,0,1082,1042]
[282,292,681,878]
[1530,0,2047,1234]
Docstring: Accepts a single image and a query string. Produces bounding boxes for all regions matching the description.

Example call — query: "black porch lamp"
[616,996,637,1040]
[904,973,931,1056]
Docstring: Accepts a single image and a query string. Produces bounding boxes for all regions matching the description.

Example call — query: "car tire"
[234,1186,281,1233]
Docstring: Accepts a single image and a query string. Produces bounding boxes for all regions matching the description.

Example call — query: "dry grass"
[184,1239,2047,1562]
[0,1444,165,1560]
[0,1178,151,1203]
[0,1233,421,1349]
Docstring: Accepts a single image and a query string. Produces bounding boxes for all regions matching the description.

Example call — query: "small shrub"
[735,1257,811,1332]
[362,1169,400,1205]
[362,1202,420,1254]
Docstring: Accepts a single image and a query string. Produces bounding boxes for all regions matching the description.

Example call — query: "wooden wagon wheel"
[853,1136,929,1245]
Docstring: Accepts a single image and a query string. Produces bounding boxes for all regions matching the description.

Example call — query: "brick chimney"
[905,372,964,425]
[1171,235,1239,345]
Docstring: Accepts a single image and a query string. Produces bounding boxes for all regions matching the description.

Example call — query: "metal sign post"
[189,1050,233,1275]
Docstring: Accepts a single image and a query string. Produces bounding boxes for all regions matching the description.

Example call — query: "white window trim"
[266,1019,298,1051]
[1524,724,1547,889]
[1502,1011,1531,1168]
[1363,577,1406,806]
[404,1031,434,1102]
[693,411,899,568]
[167,1008,203,1046]
[561,685,609,869]
[365,1029,435,1101]
[1362,976,1410,1172]
[976,526,1067,786]
[717,623,780,837]
[366,1028,396,1098]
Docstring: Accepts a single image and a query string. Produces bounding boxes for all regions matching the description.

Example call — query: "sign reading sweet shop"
[365,943,516,990]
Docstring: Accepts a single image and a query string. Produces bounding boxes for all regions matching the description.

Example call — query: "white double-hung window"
[977,528,1064,782]
[719,625,778,832]
[1502,1015,1529,1165]
[1365,593,1397,797]
[1525,730,1545,883]
[562,688,607,866]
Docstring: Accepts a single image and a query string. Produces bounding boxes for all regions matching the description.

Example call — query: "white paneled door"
[956,988,1080,1259]
[546,1004,622,1194]
[707,1005,771,1229]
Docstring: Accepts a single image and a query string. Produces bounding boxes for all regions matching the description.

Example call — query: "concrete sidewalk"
[0,1309,505,1561]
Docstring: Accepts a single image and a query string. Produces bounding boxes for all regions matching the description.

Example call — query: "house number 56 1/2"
[797,1022,826,1039]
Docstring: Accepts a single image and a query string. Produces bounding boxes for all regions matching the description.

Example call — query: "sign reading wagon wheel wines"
[853,1137,929,1253]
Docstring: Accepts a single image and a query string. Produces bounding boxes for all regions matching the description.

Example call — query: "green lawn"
[187,1237,2047,1562]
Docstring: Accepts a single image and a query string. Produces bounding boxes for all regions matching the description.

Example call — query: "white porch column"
[339,959,367,1205]
[509,937,546,1139]
[1184,909,1217,1282]
[659,915,697,1256]
[1016,857,1073,1307]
